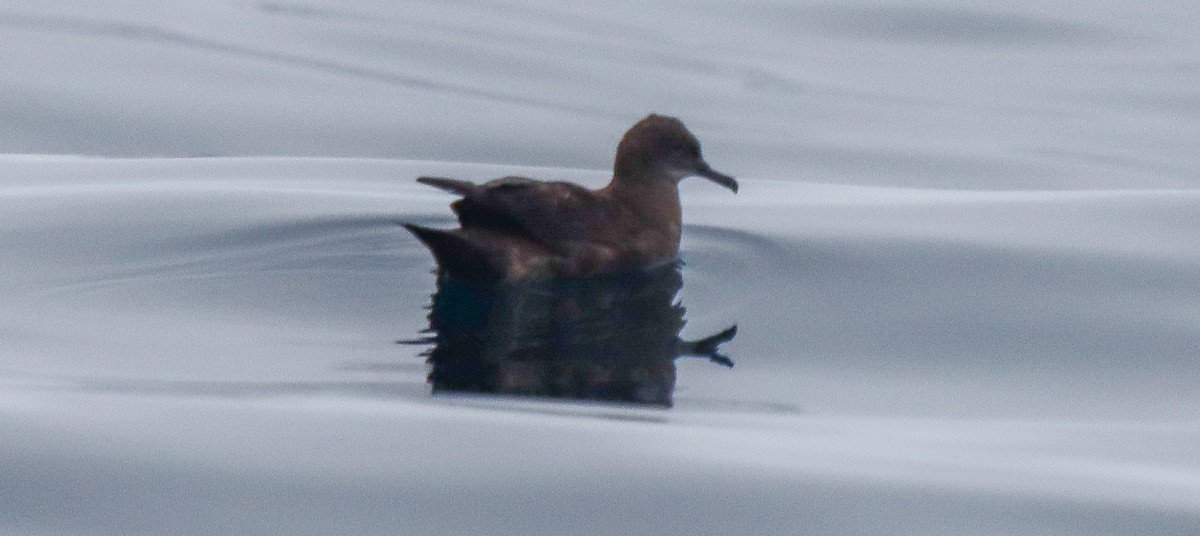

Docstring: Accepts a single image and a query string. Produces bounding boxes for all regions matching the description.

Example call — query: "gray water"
[2,1,1199,534]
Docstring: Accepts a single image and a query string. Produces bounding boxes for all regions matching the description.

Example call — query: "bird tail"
[416,176,479,196]
[402,223,500,280]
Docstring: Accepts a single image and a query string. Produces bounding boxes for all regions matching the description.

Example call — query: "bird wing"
[449,176,615,248]
[416,176,480,196]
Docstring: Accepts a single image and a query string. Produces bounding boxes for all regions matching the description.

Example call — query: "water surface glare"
[4,0,1200,532]
[1,157,1197,535]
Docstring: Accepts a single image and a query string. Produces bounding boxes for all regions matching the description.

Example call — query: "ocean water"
[2,1,1199,534]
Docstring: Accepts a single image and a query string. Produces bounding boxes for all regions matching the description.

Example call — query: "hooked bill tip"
[696,166,738,193]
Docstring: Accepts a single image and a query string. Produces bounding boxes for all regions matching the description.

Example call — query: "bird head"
[613,114,738,193]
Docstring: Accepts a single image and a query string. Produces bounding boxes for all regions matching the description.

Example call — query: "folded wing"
[420,176,615,251]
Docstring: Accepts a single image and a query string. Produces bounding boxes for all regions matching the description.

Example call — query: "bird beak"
[694,162,739,193]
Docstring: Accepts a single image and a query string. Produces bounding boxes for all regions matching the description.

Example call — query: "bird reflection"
[407,263,735,407]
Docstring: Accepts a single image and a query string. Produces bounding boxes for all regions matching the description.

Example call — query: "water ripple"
[0,11,618,118]
[782,5,1133,46]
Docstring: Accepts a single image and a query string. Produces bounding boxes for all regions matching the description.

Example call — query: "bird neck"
[604,176,683,240]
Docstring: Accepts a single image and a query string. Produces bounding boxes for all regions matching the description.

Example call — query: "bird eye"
[673,143,696,157]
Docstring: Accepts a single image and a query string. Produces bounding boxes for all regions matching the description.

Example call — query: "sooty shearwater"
[403,114,737,281]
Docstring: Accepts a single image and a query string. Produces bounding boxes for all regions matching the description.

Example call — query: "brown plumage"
[403,114,737,281]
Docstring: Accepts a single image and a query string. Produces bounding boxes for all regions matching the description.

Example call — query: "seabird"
[404,114,737,281]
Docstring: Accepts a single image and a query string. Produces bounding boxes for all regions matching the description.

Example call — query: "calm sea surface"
[2,1,1198,534]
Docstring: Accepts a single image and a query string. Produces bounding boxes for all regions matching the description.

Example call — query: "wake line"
[0,11,621,120]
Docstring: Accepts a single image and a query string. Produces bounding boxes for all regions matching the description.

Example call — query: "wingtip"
[416,176,478,196]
